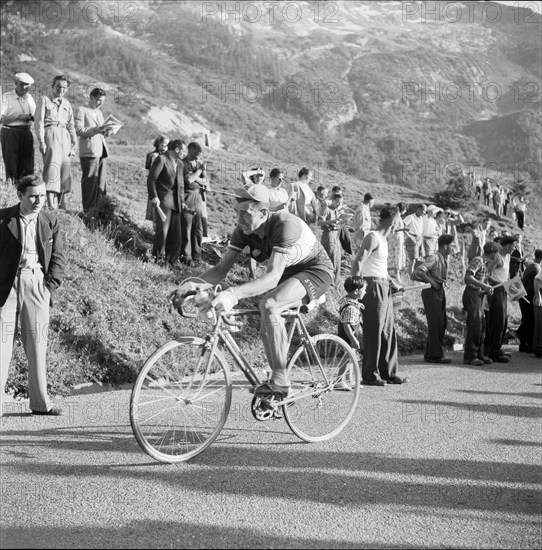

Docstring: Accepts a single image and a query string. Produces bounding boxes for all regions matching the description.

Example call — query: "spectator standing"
[350,206,408,386]
[318,191,343,286]
[509,233,526,279]
[403,204,426,274]
[34,75,77,210]
[387,202,408,283]
[474,176,483,204]
[462,242,500,366]
[74,88,112,213]
[483,178,492,207]
[289,167,319,225]
[0,73,36,184]
[181,142,206,265]
[484,235,518,363]
[492,185,503,217]
[422,205,442,257]
[336,276,367,390]
[414,234,454,364]
[147,139,186,265]
[352,192,374,249]
[517,249,542,353]
[468,219,491,261]
[533,268,542,358]
[144,135,169,222]
[0,175,65,416]
[267,168,292,212]
[514,195,527,230]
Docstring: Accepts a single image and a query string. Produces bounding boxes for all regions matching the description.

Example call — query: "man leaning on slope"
[170,184,334,398]
[0,175,65,416]
[350,206,408,386]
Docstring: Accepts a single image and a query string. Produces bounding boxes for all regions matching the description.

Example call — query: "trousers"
[0,270,51,414]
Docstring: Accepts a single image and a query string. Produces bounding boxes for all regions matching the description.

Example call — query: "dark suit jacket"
[147,154,184,212]
[0,205,65,307]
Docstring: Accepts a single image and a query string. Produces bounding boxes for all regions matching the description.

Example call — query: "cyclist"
[170,184,334,398]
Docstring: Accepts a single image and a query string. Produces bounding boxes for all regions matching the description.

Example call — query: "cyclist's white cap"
[234,184,270,206]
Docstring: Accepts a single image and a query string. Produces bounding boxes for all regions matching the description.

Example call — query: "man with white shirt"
[352,192,374,249]
[289,167,319,224]
[403,204,426,274]
[0,175,65,416]
[422,205,442,257]
[75,88,113,212]
[350,206,408,386]
[267,168,292,212]
[484,235,517,362]
[0,73,36,184]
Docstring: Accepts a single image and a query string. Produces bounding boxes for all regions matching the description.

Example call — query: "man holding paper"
[75,88,114,212]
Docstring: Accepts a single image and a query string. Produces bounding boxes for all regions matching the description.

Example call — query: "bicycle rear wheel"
[130,338,232,463]
[284,334,360,442]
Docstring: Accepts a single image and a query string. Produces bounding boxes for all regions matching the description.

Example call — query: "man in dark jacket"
[0,175,65,416]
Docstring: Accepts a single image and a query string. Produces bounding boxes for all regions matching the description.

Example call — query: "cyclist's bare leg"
[259,277,307,387]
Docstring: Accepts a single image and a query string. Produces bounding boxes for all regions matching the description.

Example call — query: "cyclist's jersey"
[228,210,334,279]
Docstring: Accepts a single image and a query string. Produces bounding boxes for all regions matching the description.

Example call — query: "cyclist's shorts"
[285,267,333,302]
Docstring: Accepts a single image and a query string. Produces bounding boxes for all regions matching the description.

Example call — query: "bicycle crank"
[251,395,282,421]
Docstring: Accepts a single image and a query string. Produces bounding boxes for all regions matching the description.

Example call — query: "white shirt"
[403,214,424,238]
[363,231,389,278]
[422,216,439,238]
[1,90,36,127]
[18,214,42,270]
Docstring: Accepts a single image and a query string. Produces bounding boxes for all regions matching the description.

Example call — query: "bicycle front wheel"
[130,338,232,463]
[284,334,360,442]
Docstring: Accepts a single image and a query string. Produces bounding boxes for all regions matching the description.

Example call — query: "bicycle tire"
[283,334,360,442]
[130,338,232,463]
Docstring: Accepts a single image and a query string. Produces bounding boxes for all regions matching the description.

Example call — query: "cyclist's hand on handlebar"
[208,288,238,314]
[169,282,198,307]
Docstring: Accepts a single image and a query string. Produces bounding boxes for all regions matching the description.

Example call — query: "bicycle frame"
[196,307,339,407]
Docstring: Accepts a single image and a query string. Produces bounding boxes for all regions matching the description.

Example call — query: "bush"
[433,174,477,210]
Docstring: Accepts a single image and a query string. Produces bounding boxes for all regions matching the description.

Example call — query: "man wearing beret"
[0,73,36,184]
[171,184,334,398]
[0,175,65,416]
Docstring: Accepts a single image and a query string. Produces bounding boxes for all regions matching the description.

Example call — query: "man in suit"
[147,139,187,265]
[0,175,65,416]
[74,88,113,212]
[181,142,207,265]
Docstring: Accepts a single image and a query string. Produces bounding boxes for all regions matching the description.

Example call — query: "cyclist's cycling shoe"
[254,382,290,399]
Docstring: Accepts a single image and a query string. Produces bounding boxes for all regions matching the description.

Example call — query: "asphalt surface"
[1,346,540,549]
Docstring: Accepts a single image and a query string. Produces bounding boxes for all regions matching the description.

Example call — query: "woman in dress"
[34,75,77,210]
[388,202,408,282]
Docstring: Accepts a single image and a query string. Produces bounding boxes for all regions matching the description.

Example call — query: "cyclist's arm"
[199,248,241,285]
[229,249,287,301]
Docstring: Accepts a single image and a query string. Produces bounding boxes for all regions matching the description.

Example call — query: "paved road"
[1,347,540,549]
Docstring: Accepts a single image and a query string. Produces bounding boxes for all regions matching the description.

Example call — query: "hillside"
[1,0,540,195]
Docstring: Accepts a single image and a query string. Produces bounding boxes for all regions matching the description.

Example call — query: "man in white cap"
[0,73,36,184]
[170,183,335,398]
[422,205,442,257]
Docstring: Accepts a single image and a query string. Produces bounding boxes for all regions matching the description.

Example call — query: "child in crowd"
[336,276,367,390]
